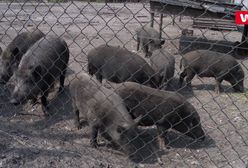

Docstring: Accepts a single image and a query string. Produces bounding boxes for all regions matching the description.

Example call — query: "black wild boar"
[10,35,69,116]
[150,49,175,89]
[114,82,205,150]
[179,50,244,94]
[87,45,159,88]
[136,26,165,57]
[0,30,44,84]
[70,72,144,160]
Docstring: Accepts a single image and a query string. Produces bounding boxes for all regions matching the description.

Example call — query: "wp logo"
[236,11,248,24]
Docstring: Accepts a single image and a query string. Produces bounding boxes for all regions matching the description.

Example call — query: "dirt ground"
[0,1,248,168]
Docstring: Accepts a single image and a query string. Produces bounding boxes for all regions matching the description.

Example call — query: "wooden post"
[151,12,154,27]
[159,14,163,39]
[172,15,175,26]
[241,25,248,42]
[236,25,248,58]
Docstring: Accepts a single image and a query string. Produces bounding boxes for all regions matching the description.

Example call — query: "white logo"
[240,14,248,22]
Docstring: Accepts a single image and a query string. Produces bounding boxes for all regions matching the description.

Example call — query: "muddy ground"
[0,1,248,168]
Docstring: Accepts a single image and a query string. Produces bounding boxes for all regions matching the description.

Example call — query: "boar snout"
[0,79,6,84]
[10,93,27,105]
[0,75,10,84]
[233,83,244,93]
[199,136,205,142]
[10,98,20,105]
[186,131,205,142]
[236,87,244,93]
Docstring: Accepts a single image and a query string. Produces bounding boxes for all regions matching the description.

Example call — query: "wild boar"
[87,45,159,88]
[69,72,145,161]
[179,50,244,94]
[10,35,69,116]
[136,26,165,57]
[150,49,175,89]
[114,82,205,150]
[0,30,44,84]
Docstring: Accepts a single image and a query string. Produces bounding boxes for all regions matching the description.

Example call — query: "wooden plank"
[192,25,237,29]
[192,25,237,31]
[193,22,237,27]
[193,23,236,27]
[192,17,237,31]
[193,20,235,24]
[194,18,235,22]
[193,22,236,26]
[193,23,237,27]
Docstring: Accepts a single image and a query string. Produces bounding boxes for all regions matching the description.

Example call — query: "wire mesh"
[0,0,247,168]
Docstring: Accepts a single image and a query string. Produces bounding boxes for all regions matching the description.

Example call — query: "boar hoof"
[158,137,166,151]
[44,112,51,117]
[31,98,39,105]
[76,123,82,130]
[157,157,163,165]
[215,87,223,94]
[186,84,192,90]
[90,140,98,148]
[58,87,64,94]
[110,142,120,150]
[42,107,50,117]
[130,162,144,168]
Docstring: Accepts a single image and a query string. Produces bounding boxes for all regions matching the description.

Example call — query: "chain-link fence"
[0,0,248,168]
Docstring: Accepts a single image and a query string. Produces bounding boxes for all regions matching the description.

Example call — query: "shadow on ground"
[31,87,73,130]
[140,127,215,150]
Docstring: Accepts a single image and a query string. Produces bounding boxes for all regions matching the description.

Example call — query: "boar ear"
[117,125,125,133]
[117,115,143,133]
[12,48,19,57]
[237,68,243,74]
[160,39,165,45]
[133,115,142,126]
[191,118,199,127]
[234,41,240,46]
[148,39,153,44]
[127,115,143,129]
[32,65,43,81]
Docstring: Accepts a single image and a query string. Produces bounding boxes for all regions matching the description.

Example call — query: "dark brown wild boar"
[10,35,69,116]
[115,82,205,150]
[136,26,165,57]
[0,30,44,84]
[69,72,148,162]
[150,49,175,89]
[87,44,159,88]
[179,50,244,94]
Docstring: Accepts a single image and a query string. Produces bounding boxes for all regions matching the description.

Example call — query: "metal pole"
[151,12,154,27]
[159,14,163,39]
